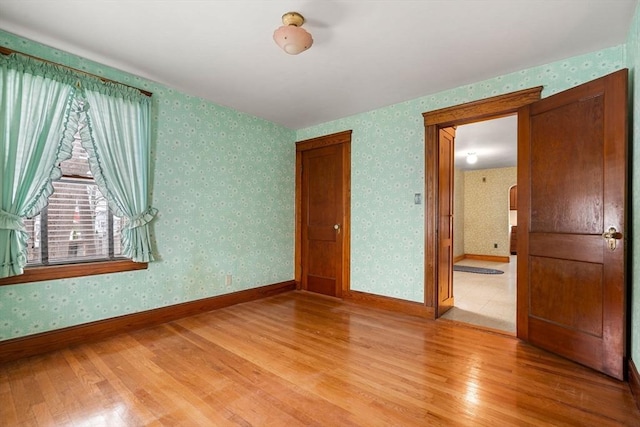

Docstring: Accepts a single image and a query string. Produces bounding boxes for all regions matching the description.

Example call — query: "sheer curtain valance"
[0,53,156,279]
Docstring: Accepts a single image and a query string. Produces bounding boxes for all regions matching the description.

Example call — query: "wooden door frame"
[422,87,543,318]
[295,130,352,297]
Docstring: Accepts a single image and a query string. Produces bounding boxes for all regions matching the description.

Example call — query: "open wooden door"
[296,131,351,298]
[437,127,455,316]
[517,69,628,380]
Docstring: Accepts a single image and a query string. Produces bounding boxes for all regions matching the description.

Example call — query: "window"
[0,134,146,286]
[25,135,124,265]
[0,51,154,284]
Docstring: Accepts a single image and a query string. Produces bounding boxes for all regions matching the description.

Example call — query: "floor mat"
[453,265,504,275]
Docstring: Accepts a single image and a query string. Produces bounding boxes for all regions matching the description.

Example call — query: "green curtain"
[0,54,80,278]
[79,80,157,262]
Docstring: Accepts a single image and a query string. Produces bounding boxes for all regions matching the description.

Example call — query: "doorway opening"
[438,115,518,333]
[422,87,543,329]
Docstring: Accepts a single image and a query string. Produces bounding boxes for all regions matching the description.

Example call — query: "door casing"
[295,130,352,296]
[423,87,543,316]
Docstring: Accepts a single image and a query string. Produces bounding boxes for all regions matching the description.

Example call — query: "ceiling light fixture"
[273,12,313,55]
[466,152,478,164]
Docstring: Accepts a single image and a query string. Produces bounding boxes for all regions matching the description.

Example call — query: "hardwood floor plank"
[87,338,192,426]
[0,389,20,426]
[184,312,449,424]
[6,359,43,425]
[30,403,57,427]
[101,334,231,426]
[160,322,361,426]
[135,324,305,427]
[177,294,638,426]
[32,357,74,426]
[0,291,638,426]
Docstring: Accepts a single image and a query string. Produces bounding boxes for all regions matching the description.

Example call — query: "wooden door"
[517,69,627,380]
[297,131,351,298]
[437,127,455,316]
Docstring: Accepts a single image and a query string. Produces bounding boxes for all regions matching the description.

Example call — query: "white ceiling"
[455,115,518,171]
[0,0,636,132]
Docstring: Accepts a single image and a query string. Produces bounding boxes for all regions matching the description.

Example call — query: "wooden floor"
[1,291,638,426]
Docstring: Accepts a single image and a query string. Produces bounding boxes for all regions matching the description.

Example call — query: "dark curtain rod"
[0,46,152,97]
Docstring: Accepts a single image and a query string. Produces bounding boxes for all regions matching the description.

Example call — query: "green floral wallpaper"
[1,9,638,346]
[0,31,295,341]
[297,45,626,303]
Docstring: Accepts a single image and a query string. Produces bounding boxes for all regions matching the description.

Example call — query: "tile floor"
[440,256,517,333]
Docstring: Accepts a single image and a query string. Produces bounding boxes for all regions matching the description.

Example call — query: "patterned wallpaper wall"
[463,167,516,257]
[627,3,640,366]
[0,31,295,341]
[297,45,626,303]
[453,168,465,259]
[0,20,635,341]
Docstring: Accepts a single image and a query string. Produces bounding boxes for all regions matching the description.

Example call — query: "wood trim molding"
[453,254,510,264]
[0,259,147,286]
[296,130,352,152]
[629,359,640,410]
[0,280,296,364]
[344,290,434,319]
[453,254,466,263]
[423,87,542,317]
[463,254,511,263]
[342,141,352,297]
[423,86,543,127]
[424,123,438,311]
[516,104,532,339]
[295,150,302,288]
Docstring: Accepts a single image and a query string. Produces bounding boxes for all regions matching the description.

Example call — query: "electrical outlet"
[225,274,232,286]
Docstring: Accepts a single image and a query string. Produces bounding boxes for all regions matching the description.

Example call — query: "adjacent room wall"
[297,45,626,303]
[463,167,516,258]
[0,31,296,341]
[453,167,465,260]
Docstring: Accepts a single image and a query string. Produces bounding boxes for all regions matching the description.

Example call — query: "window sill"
[0,260,147,286]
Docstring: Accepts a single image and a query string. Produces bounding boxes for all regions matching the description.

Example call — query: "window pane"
[24,215,42,264]
[60,134,93,178]
[23,137,123,267]
[114,216,122,256]
[46,179,122,263]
